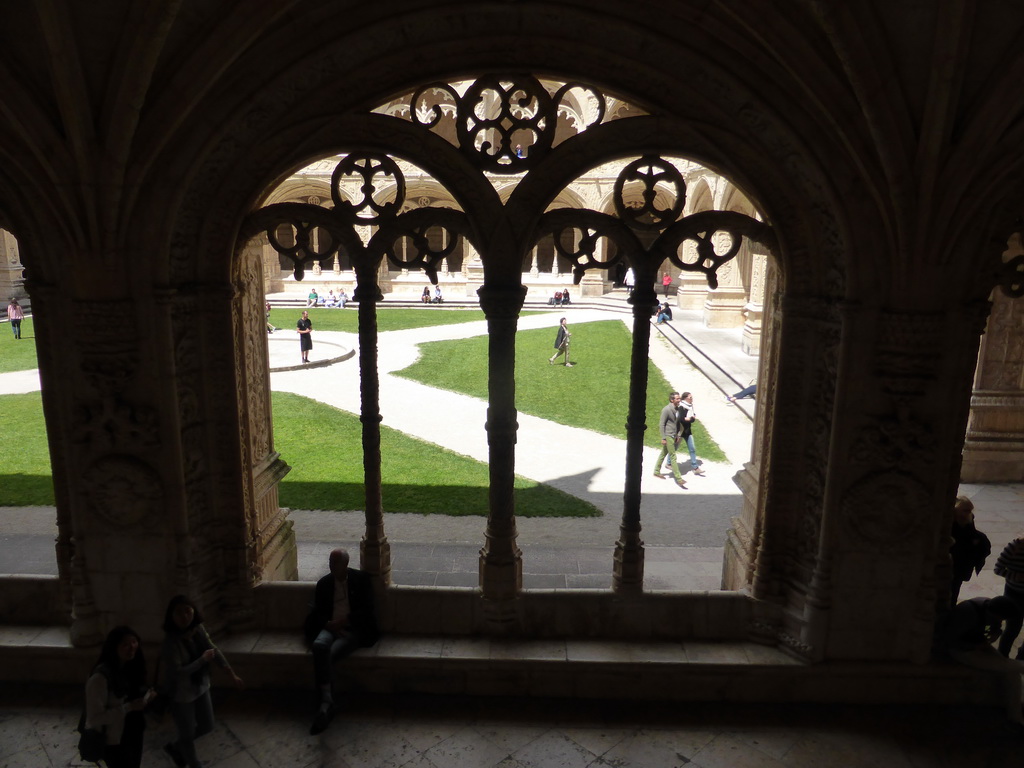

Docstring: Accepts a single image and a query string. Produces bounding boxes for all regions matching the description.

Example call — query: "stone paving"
[2,683,1023,767]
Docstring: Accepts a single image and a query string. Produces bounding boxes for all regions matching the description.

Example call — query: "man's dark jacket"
[303,567,379,648]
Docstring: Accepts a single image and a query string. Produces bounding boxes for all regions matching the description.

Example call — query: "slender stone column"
[477,285,527,623]
[353,265,392,583]
[613,269,658,593]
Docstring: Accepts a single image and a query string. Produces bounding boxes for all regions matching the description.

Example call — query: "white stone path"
[267,309,754,550]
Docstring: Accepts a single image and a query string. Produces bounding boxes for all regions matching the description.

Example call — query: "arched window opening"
[237,74,778,603]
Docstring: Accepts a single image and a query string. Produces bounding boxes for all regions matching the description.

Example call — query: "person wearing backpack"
[82,626,153,768]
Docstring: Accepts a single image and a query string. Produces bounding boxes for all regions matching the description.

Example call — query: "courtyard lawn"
[0,317,38,373]
[272,391,598,516]
[394,319,728,461]
[0,390,599,517]
[269,306,528,333]
[0,393,54,504]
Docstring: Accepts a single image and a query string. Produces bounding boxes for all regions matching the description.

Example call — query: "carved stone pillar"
[0,229,25,300]
[723,265,779,593]
[674,241,708,309]
[477,284,527,626]
[795,304,987,663]
[702,234,748,328]
[49,293,178,644]
[230,244,296,586]
[741,251,770,355]
[613,271,658,593]
[961,286,1024,482]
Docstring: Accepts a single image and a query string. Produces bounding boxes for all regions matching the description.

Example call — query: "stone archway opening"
[232,74,781,610]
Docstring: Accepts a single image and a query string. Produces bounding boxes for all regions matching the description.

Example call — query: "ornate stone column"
[675,240,708,309]
[613,267,658,593]
[961,285,1024,482]
[477,284,527,626]
[702,234,748,328]
[795,303,988,663]
[722,265,779,593]
[0,229,25,300]
[353,263,392,583]
[229,244,296,585]
[741,250,770,355]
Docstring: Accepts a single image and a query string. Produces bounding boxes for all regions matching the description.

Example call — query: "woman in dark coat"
[297,310,313,364]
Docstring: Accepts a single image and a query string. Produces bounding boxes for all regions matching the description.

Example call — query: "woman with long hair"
[159,595,244,768]
[84,626,152,768]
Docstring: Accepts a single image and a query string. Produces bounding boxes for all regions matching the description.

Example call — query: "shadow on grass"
[0,474,56,506]
[280,481,600,517]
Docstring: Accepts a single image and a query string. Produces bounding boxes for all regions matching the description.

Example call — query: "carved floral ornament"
[241,74,777,291]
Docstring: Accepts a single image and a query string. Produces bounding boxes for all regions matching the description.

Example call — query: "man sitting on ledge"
[304,548,378,735]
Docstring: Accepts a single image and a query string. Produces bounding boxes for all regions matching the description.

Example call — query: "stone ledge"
[0,625,1002,707]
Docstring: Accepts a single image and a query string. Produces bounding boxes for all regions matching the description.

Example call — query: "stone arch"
[138,16,861,646]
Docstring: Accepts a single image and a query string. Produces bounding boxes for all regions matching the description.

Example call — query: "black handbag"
[76,713,105,763]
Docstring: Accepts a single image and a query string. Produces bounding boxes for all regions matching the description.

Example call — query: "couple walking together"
[654,391,704,488]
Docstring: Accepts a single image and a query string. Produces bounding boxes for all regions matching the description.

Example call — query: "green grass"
[0,317,38,373]
[0,390,600,516]
[0,392,55,504]
[394,319,728,460]
[273,391,598,516]
[270,306,541,333]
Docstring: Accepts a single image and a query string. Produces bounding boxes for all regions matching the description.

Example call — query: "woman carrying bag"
[82,626,153,768]
[159,595,244,768]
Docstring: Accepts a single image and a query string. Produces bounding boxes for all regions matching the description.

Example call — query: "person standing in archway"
[297,310,313,364]
[662,271,672,297]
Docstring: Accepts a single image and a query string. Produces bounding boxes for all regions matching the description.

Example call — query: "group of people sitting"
[421,285,444,303]
[654,302,673,324]
[306,288,349,308]
[943,496,1024,733]
[547,289,571,306]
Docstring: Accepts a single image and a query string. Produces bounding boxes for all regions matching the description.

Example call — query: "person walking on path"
[679,392,705,476]
[661,272,673,297]
[994,532,1024,658]
[266,300,276,334]
[624,267,635,295]
[7,297,23,339]
[305,548,378,735]
[653,392,687,489]
[548,316,574,366]
[297,310,313,364]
